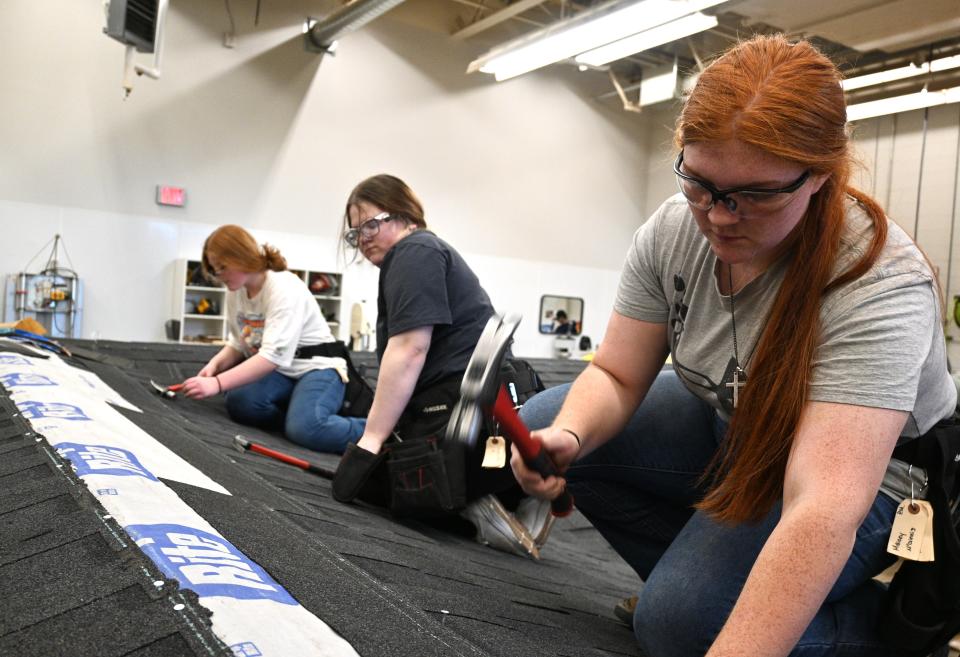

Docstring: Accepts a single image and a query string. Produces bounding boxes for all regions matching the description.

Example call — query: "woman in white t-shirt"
[180,225,365,453]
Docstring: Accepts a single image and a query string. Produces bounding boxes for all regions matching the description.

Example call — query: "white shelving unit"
[291,268,343,340]
[172,260,228,344]
[171,260,343,343]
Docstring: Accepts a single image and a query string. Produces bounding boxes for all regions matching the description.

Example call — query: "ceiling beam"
[451,0,549,40]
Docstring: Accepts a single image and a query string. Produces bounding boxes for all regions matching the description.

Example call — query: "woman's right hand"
[509,426,581,501]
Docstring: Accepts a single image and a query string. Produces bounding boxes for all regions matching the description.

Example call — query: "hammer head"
[446,313,520,449]
[149,379,176,399]
[232,435,250,454]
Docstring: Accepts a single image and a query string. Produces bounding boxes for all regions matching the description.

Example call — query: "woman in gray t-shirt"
[515,35,956,657]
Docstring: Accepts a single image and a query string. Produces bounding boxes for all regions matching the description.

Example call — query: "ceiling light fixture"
[846,85,960,121]
[842,54,960,91]
[575,12,717,67]
[468,0,728,82]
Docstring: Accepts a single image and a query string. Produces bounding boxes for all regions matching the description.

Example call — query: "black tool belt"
[294,342,345,360]
[385,375,467,517]
[880,411,960,656]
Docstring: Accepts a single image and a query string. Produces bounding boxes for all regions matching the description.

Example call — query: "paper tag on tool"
[916,500,934,561]
[887,500,934,561]
[481,436,507,469]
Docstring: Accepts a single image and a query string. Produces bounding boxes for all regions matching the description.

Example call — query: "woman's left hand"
[181,376,221,399]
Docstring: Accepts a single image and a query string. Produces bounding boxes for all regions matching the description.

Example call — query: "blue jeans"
[225,368,365,454]
[520,371,904,657]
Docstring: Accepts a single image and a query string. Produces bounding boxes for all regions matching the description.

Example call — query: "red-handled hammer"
[232,435,336,479]
[446,314,574,517]
[149,380,184,399]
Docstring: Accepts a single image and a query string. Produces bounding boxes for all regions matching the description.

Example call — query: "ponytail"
[261,244,287,272]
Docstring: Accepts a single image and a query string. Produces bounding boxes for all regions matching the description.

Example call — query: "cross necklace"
[726,264,747,409]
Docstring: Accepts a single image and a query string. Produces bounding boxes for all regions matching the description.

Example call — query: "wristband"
[561,428,581,450]
[215,375,222,394]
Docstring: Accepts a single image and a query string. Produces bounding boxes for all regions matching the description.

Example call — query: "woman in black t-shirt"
[331,174,553,557]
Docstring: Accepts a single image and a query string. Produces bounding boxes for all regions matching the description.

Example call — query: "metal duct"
[306,0,406,53]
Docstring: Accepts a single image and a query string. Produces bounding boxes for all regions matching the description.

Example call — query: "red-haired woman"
[515,35,956,657]
[180,225,365,453]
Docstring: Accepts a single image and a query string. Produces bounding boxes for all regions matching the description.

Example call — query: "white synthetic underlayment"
[1,340,359,657]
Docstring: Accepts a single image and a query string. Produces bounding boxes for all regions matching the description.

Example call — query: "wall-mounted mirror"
[539,295,584,335]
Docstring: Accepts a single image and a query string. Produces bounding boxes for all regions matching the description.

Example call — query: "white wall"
[8,2,956,362]
[0,0,651,357]
[851,107,960,365]
[0,198,619,357]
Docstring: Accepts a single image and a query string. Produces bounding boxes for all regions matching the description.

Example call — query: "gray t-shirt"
[615,194,956,499]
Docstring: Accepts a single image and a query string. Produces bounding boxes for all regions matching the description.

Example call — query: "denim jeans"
[225,368,365,454]
[520,370,905,657]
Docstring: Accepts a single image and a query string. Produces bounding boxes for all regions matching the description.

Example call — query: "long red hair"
[677,35,888,523]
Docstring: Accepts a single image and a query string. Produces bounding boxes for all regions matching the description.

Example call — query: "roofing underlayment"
[1,338,642,657]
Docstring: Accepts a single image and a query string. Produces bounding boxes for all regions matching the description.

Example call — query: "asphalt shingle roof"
[2,339,642,657]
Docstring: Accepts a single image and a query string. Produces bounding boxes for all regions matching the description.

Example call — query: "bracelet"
[215,375,222,394]
[561,428,582,450]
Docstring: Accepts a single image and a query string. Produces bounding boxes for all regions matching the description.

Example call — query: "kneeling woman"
[181,225,365,454]
[332,174,551,556]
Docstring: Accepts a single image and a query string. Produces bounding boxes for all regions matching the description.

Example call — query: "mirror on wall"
[539,295,584,336]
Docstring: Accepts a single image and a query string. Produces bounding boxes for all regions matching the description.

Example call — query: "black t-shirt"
[376,230,495,392]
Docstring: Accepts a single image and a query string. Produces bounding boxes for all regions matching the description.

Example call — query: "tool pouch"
[880,412,960,656]
[385,376,467,517]
[385,436,466,517]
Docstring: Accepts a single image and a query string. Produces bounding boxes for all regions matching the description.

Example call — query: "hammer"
[149,379,184,399]
[446,314,574,518]
[232,435,336,479]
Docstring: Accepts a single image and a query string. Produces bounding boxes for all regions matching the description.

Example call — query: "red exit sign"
[156,185,186,207]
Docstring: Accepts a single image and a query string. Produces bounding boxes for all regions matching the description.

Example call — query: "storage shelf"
[173,259,344,343]
[14,308,75,314]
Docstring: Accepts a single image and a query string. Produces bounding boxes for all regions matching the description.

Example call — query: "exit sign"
[156,185,186,207]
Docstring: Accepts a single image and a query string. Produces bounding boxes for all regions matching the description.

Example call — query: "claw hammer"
[446,313,574,517]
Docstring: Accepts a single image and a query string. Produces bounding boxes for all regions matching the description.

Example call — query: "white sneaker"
[515,496,555,551]
[461,494,539,558]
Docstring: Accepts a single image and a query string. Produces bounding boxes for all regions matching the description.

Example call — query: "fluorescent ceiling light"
[842,54,960,91]
[472,0,728,82]
[576,12,717,67]
[638,60,679,106]
[846,85,960,121]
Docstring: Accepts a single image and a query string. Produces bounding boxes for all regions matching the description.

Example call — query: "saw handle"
[492,385,574,517]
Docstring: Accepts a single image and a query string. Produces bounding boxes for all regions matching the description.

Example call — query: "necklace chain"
[728,264,740,366]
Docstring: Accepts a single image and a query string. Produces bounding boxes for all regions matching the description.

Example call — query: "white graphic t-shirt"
[226,270,345,380]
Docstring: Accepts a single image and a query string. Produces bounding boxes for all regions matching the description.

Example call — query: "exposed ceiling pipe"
[304,0,407,55]
[448,0,545,28]
[451,0,548,41]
